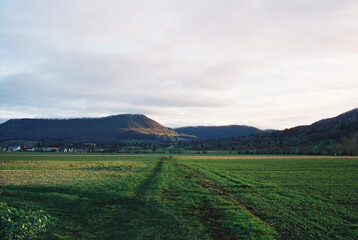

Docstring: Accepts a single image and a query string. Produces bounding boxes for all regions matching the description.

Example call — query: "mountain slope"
[183,108,358,155]
[0,114,188,144]
[271,108,358,142]
[175,125,264,140]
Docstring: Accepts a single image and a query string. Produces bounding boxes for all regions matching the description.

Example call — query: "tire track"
[174,162,238,240]
[181,163,282,239]
[93,159,164,207]
[135,159,164,196]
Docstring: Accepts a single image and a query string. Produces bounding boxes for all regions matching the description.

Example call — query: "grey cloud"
[0,45,234,118]
[1,0,357,128]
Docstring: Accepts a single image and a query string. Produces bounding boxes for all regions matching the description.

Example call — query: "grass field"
[0,153,357,239]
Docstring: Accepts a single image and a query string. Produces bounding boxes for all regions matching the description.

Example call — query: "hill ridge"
[0,114,188,144]
[175,125,263,140]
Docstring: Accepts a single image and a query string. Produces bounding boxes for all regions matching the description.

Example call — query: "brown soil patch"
[93,200,122,207]
[162,189,176,201]
[199,201,238,240]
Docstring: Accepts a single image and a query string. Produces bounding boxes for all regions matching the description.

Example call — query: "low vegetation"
[0,153,357,239]
[0,202,55,240]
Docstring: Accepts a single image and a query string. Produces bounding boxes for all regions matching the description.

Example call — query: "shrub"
[0,202,55,240]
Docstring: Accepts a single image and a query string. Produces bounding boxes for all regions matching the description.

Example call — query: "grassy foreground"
[0,153,357,239]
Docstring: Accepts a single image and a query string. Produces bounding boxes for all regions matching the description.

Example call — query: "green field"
[0,153,357,239]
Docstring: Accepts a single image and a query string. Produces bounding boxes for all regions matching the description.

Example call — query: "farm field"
[0,153,357,239]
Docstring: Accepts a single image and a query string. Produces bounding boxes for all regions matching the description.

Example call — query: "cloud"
[0,0,358,129]
[0,47,235,117]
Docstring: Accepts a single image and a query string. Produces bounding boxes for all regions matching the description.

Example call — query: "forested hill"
[182,108,358,155]
[270,108,358,142]
[0,114,192,144]
[174,125,264,140]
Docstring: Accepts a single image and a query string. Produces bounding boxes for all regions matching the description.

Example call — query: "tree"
[340,133,358,155]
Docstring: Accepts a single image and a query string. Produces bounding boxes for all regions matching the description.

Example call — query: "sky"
[0,0,357,129]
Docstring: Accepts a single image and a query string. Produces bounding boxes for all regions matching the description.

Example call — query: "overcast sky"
[0,0,357,129]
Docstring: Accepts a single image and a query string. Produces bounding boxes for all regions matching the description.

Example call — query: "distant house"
[8,146,21,152]
[41,147,59,152]
[27,147,36,152]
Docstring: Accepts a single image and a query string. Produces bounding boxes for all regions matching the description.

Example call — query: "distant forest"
[175,132,358,156]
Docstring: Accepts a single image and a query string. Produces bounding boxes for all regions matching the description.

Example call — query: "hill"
[269,108,358,142]
[0,114,193,145]
[175,125,264,140]
[182,108,358,155]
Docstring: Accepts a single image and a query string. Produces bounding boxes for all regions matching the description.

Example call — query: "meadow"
[0,153,357,239]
